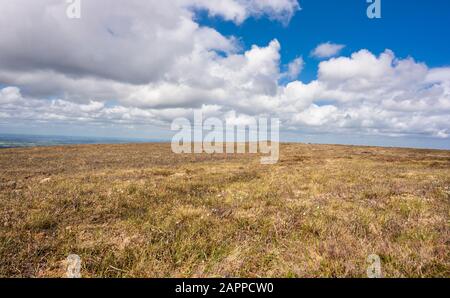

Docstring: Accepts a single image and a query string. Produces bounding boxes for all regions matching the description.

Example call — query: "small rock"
[171,172,186,177]
[40,178,51,184]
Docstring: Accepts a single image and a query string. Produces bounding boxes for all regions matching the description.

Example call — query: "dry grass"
[0,143,449,277]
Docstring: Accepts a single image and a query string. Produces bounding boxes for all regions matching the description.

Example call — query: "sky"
[0,0,449,149]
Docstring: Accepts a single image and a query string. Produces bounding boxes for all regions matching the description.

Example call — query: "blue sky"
[199,0,450,81]
[0,0,449,149]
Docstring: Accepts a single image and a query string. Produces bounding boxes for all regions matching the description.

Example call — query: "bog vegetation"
[0,143,448,277]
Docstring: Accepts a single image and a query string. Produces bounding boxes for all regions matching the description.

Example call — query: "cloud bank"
[0,0,449,141]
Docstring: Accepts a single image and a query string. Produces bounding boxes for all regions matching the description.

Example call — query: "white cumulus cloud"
[311,42,346,58]
[0,1,449,142]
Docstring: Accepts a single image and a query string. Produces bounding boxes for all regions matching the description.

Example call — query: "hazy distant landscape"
[1,143,448,277]
[0,134,163,149]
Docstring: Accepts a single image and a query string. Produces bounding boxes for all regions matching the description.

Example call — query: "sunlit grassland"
[0,143,449,277]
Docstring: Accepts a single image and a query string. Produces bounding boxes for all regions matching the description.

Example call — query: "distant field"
[0,143,449,277]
